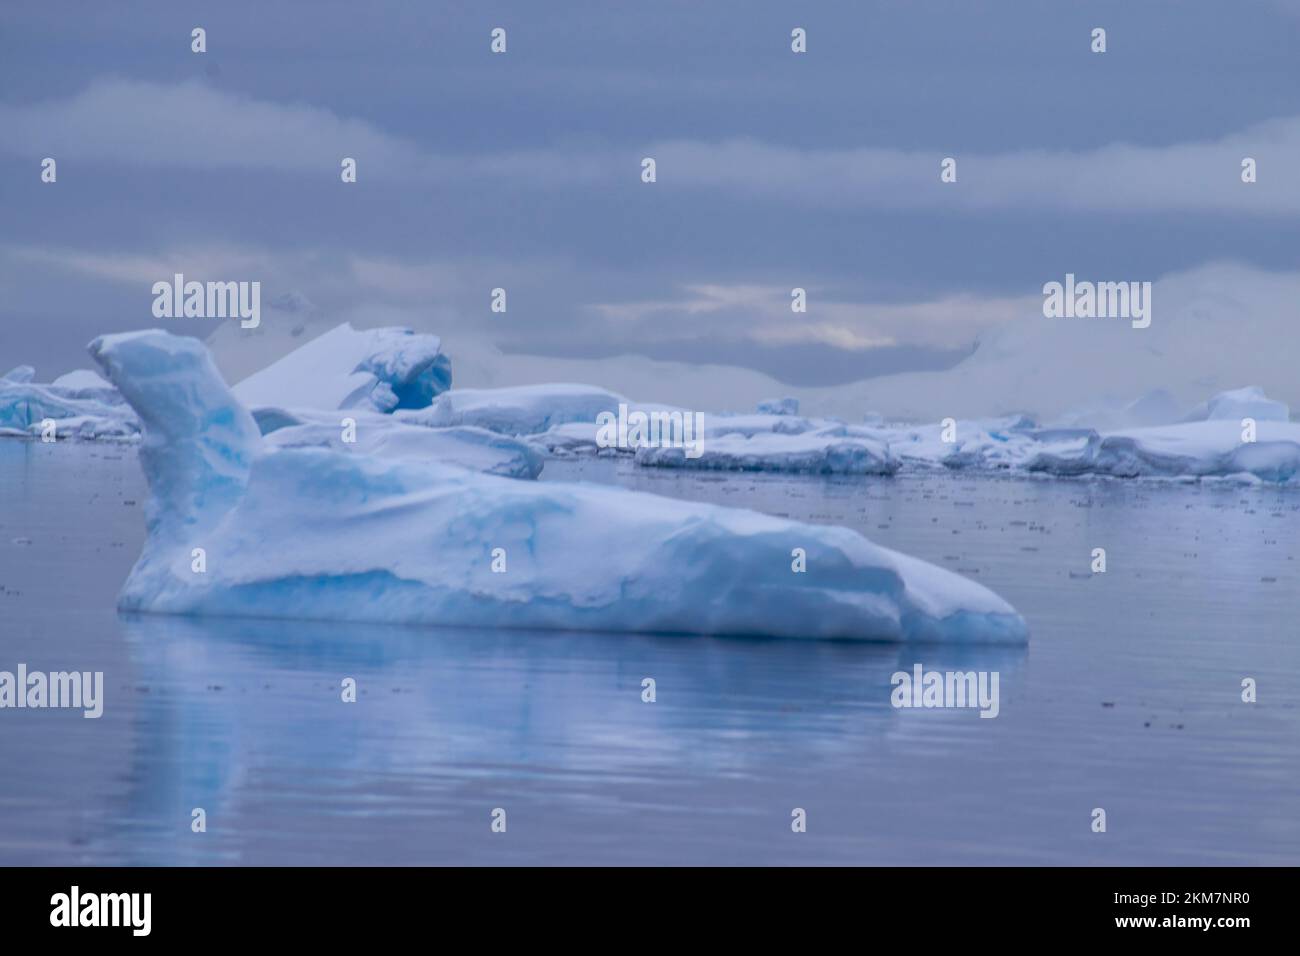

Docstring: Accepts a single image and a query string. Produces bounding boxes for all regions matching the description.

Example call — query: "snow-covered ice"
[263,413,544,479]
[637,426,899,475]
[0,367,137,440]
[88,329,1028,644]
[1054,389,1187,432]
[403,383,626,435]
[1025,420,1300,481]
[1183,386,1289,424]
[757,397,800,416]
[49,368,118,400]
[623,403,1299,483]
[233,322,452,413]
[705,413,818,438]
[11,320,1295,486]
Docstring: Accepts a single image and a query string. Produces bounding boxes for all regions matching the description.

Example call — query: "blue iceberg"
[232,322,452,414]
[89,329,1028,644]
[0,366,137,440]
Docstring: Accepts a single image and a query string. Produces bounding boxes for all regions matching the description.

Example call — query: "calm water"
[1,440,1297,865]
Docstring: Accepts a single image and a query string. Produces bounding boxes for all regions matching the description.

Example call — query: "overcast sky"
[3,0,1299,383]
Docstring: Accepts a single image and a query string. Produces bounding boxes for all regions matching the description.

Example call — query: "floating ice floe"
[705,413,818,438]
[636,426,899,475]
[528,420,624,457]
[837,416,1038,472]
[89,328,1028,644]
[0,366,138,440]
[1024,420,1300,482]
[625,403,1299,483]
[233,322,451,414]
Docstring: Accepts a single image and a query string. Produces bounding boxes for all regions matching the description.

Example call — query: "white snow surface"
[1025,420,1300,481]
[1184,386,1289,424]
[630,410,1300,483]
[0,365,136,440]
[88,328,1028,644]
[757,397,800,416]
[262,411,544,479]
[401,383,627,435]
[233,322,451,414]
[636,427,898,475]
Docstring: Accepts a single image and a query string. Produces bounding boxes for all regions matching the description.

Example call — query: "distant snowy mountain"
[207,263,1297,425]
[797,263,1300,423]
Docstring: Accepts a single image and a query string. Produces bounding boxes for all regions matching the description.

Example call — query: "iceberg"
[637,427,899,475]
[0,367,137,440]
[705,413,818,438]
[757,397,800,416]
[89,329,1028,644]
[263,413,544,479]
[232,322,452,413]
[528,405,803,458]
[1025,420,1300,482]
[527,420,626,458]
[525,402,688,457]
[834,417,1038,472]
[50,368,120,401]
[1053,389,1187,432]
[1183,386,1289,424]
[402,383,626,436]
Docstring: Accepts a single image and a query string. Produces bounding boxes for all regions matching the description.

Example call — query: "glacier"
[87,329,1028,644]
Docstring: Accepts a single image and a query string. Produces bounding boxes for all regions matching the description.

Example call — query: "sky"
[3,0,1300,385]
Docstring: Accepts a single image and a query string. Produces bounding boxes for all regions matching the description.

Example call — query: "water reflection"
[98,613,1026,864]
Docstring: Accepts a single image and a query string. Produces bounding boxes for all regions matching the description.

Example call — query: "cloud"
[590,283,1037,351]
[0,77,424,176]
[7,244,273,283]
[6,77,1300,215]
[644,122,1300,214]
[0,237,1031,377]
